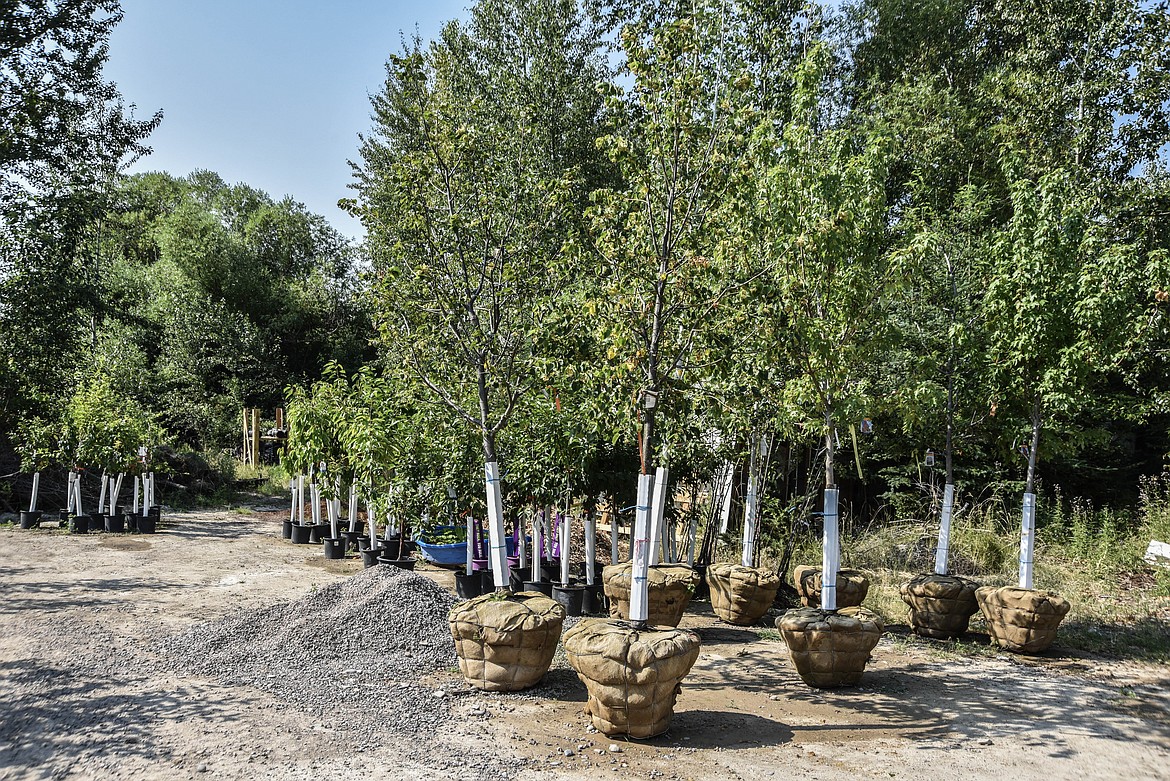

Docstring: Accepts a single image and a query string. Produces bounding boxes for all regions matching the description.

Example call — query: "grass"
[764,477,1170,665]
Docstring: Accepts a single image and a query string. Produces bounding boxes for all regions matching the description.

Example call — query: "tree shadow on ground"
[0,569,187,614]
[0,657,257,774]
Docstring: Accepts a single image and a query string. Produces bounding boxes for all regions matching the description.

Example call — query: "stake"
[934,483,955,576]
[629,472,654,625]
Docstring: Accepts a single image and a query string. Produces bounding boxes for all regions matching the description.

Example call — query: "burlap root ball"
[563,618,701,738]
[793,565,870,608]
[900,573,981,639]
[976,585,1070,654]
[448,591,566,691]
[706,562,781,626]
[603,563,700,627]
[776,606,883,688]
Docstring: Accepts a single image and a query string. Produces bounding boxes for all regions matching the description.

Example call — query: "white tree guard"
[348,484,358,532]
[485,461,508,589]
[686,514,698,566]
[585,513,597,585]
[310,484,321,525]
[368,496,378,548]
[934,483,955,576]
[717,462,735,533]
[466,516,475,576]
[73,478,84,516]
[560,512,571,585]
[297,475,305,523]
[29,472,39,512]
[741,456,762,568]
[97,473,108,513]
[1019,492,1036,589]
[821,487,840,612]
[648,466,669,566]
[629,472,654,623]
[531,518,541,581]
[67,472,75,514]
[134,476,141,515]
[610,505,619,564]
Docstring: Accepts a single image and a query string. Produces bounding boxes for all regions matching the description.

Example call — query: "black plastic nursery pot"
[19,510,42,529]
[522,580,554,596]
[69,515,89,534]
[127,512,140,533]
[322,538,347,559]
[58,508,69,523]
[479,569,500,593]
[309,524,330,544]
[455,571,484,600]
[377,555,417,571]
[552,583,586,617]
[137,515,157,534]
[340,530,365,551]
[105,513,125,533]
[290,524,313,544]
[281,520,293,539]
[509,566,526,592]
[360,547,386,568]
[89,513,105,531]
[582,583,606,615]
[383,537,416,557]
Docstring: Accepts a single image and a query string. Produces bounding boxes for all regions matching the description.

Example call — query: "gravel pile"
[161,566,459,737]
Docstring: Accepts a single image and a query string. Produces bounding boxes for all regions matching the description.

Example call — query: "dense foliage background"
[2,0,1168,544]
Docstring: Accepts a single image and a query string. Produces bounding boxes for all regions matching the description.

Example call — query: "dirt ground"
[2,507,1168,781]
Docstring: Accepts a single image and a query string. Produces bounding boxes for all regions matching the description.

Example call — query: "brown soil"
[2,507,1168,780]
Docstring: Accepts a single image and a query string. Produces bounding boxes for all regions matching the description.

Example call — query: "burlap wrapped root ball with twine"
[603,562,699,627]
[976,585,1070,654]
[564,618,701,738]
[706,562,781,626]
[776,607,883,688]
[449,591,566,691]
[900,573,981,639]
[793,565,870,609]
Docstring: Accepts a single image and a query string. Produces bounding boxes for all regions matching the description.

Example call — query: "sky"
[105,0,472,241]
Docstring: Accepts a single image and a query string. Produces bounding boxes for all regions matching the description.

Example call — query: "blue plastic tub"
[416,526,520,567]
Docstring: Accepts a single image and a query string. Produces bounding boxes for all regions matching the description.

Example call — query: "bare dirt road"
[1,507,1167,781]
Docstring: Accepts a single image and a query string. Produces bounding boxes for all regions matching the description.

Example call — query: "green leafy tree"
[352,0,606,580]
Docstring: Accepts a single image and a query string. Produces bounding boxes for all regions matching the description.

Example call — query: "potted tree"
[738,44,894,688]
[351,0,598,691]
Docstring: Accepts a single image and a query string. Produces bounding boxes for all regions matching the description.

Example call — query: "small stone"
[563,749,574,757]
[434,690,447,698]
[196,763,209,773]
[979,738,994,746]
[608,744,622,753]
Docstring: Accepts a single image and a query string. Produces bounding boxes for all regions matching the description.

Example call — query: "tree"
[352,0,606,587]
[0,0,159,433]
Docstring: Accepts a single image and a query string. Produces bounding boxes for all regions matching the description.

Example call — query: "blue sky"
[105,0,471,240]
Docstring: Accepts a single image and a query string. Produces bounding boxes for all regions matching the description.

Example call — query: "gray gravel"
[161,566,464,737]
